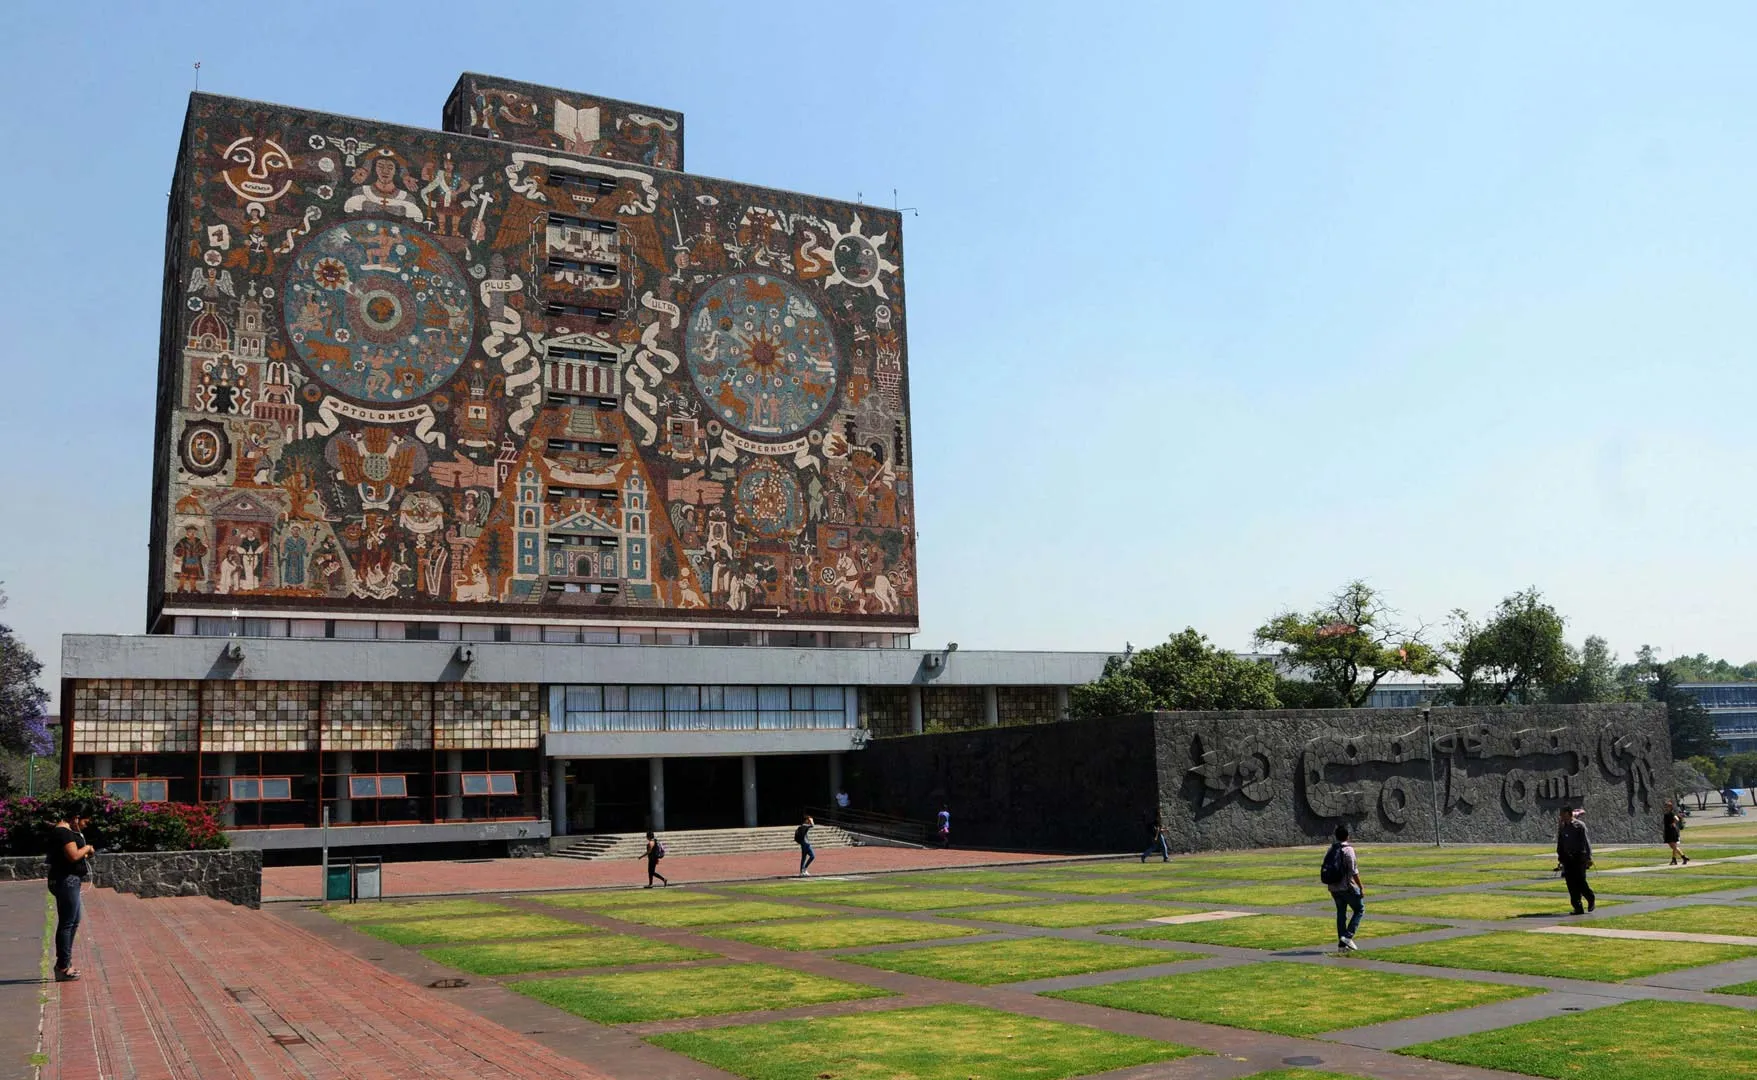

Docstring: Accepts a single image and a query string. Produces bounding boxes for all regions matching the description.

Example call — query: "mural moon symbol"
[685,273,838,439]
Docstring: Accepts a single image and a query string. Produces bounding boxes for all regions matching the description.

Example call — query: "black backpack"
[1319,842,1348,886]
[794,824,809,844]
[653,841,666,859]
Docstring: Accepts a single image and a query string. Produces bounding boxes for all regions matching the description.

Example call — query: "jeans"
[49,877,82,972]
[1331,887,1363,941]
[1141,835,1169,862]
[1562,863,1595,912]
[799,842,815,873]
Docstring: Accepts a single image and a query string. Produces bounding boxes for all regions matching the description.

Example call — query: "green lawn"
[721,880,900,899]
[1400,999,1757,1080]
[1148,884,1336,907]
[322,899,512,923]
[513,962,890,1023]
[1047,961,1536,1036]
[530,889,722,909]
[1164,864,1323,882]
[1509,874,1751,897]
[599,899,817,928]
[826,888,1033,911]
[706,917,985,951]
[897,870,1073,886]
[1003,876,1192,896]
[1367,870,1545,888]
[1371,892,1609,920]
[954,902,1195,928]
[424,934,715,976]
[1585,904,1757,937]
[1368,931,1757,981]
[1108,914,1443,951]
[839,937,1193,985]
[356,913,588,946]
[1711,979,1757,996]
[1678,859,1757,877]
[648,1003,1198,1079]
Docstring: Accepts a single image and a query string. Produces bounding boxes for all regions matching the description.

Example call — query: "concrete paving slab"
[1531,924,1757,946]
[1322,991,1618,1050]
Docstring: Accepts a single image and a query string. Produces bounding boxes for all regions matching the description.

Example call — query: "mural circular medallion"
[178,419,231,477]
[832,233,881,287]
[685,273,838,439]
[734,462,806,539]
[283,220,474,404]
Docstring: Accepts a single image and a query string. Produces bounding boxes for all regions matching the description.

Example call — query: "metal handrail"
[805,805,930,845]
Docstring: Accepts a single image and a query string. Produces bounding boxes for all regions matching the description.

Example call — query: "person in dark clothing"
[1556,807,1595,914]
[935,806,950,848]
[1140,820,1170,863]
[47,812,94,981]
[796,815,816,875]
[1324,823,1364,952]
[641,831,668,888]
[1662,801,1689,865]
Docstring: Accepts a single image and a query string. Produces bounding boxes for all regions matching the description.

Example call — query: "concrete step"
[553,825,856,861]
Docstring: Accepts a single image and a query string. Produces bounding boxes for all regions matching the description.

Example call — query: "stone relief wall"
[0,849,262,908]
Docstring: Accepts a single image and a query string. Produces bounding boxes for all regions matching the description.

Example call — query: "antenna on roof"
[193,61,201,92]
[893,189,919,217]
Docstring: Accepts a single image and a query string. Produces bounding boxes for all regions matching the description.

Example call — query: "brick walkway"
[263,846,1078,900]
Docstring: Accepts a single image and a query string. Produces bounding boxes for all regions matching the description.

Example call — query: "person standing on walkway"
[1140,819,1170,863]
[48,810,94,981]
[935,805,950,848]
[1556,807,1596,914]
[1321,823,1363,952]
[641,831,668,888]
[796,814,816,876]
[1663,801,1689,866]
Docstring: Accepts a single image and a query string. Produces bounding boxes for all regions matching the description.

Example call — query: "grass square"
[721,879,899,899]
[1148,884,1336,907]
[1399,998,1757,1079]
[1679,859,1757,877]
[1367,869,1544,888]
[529,888,721,909]
[513,962,890,1023]
[1711,979,1757,996]
[357,913,588,946]
[1107,914,1444,951]
[1047,961,1536,1036]
[1168,864,1329,882]
[706,917,985,951]
[322,899,512,923]
[840,937,1194,985]
[1368,930,1757,980]
[1371,892,1614,921]
[1586,904,1757,937]
[955,901,1196,928]
[424,934,715,976]
[898,870,1071,886]
[648,1003,1197,1079]
[1508,874,1750,897]
[1001,876,1191,896]
[826,888,1033,911]
[602,899,818,927]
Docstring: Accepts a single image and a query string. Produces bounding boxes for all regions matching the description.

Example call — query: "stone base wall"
[0,849,262,908]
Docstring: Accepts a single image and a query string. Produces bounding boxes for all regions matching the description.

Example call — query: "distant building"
[1679,683,1757,755]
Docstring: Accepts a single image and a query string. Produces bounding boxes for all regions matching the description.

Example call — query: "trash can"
[325,860,354,902]
[354,856,383,900]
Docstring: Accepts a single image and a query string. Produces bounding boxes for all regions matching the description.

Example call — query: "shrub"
[0,786,229,857]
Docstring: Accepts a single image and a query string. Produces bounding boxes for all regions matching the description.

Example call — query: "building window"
[347,775,408,799]
[228,777,293,801]
[461,772,518,796]
[102,779,170,803]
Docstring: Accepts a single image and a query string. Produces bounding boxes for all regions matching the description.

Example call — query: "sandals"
[53,968,80,982]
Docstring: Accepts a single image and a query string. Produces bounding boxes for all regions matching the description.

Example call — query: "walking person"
[641,830,668,888]
[1556,807,1596,914]
[1140,819,1170,863]
[1663,801,1689,866]
[1320,823,1364,952]
[48,809,94,981]
[935,805,950,849]
[796,814,816,876]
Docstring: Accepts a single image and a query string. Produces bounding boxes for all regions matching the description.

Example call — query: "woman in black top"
[47,812,94,981]
[640,831,668,888]
[1663,801,1689,865]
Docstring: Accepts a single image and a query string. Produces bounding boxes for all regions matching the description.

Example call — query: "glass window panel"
[461,623,498,641]
[197,617,234,636]
[815,687,844,710]
[137,780,168,802]
[334,621,376,640]
[461,774,491,795]
[759,687,790,710]
[629,686,664,712]
[725,686,758,711]
[703,686,724,709]
[437,623,462,641]
[581,628,618,644]
[666,686,699,711]
[542,626,578,643]
[509,624,542,642]
[657,629,693,645]
[379,775,407,797]
[405,623,440,641]
[174,616,196,636]
[350,776,378,798]
[620,628,655,644]
[290,619,327,639]
[260,778,291,800]
[792,687,815,709]
[604,685,628,710]
[490,773,518,795]
[565,686,602,712]
[230,778,261,801]
[265,619,289,637]
[376,622,406,639]
[242,619,271,637]
[103,780,135,800]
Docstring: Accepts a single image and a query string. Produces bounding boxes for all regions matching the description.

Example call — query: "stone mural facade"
[150,75,914,632]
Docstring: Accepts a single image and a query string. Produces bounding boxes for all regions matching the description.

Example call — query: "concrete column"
[908,686,924,734]
[741,755,758,827]
[828,753,843,805]
[648,757,666,832]
[551,759,568,836]
[333,750,353,824]
[446,750,464,819]
[92,755,113,778]
[984,686,1000,727]
[1055,686,1071,721]
[217,752,237,827]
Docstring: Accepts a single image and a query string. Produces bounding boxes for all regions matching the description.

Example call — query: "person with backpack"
[1140,819,1170,863]
[935,805,950,848]
[1555,807,1595,914]
[1321,823,1363,952]
[1662,801,1689,866]
[795,814,816,876]
[641,830,668,888]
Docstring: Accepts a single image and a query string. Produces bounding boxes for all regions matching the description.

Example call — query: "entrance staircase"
[553,824,857,860]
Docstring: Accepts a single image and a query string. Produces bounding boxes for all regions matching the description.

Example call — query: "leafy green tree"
[1663,653,1757,683]
[1548,635,1640,705]
[1254,581,1438,708]
[1272,677,1346,710]
[1673,759,1715,806]
[1723,752,1757,788]
[1652,664,1722,762]
[1069,629,1279,719]
[0,589,51,761]
[1440,588,1575,705]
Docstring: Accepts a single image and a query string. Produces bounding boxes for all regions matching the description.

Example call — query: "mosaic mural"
[153,78,915,627]
[444,73,683,172]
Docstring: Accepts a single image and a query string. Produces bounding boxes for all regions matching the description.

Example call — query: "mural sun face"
[221,136,294,204]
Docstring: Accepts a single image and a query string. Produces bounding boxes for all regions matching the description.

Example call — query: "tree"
[1253,581,1438,708]
[1723,752,1757,788]
[1440,589,1575,705]
[1652,664,1722,762]
[0,589,52,760]
[1272,677,1346,710]
[1662,653,1757,683]
[1673,759,1715,806]
[1548,635,1638,705]
[1069,629,1280,719]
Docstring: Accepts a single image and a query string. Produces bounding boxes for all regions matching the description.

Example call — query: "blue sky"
[4,2,1756,701]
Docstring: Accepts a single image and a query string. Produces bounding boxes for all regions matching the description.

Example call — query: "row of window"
[171,617,911,650]
[100,773,518,803]
[553,685,854,734]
